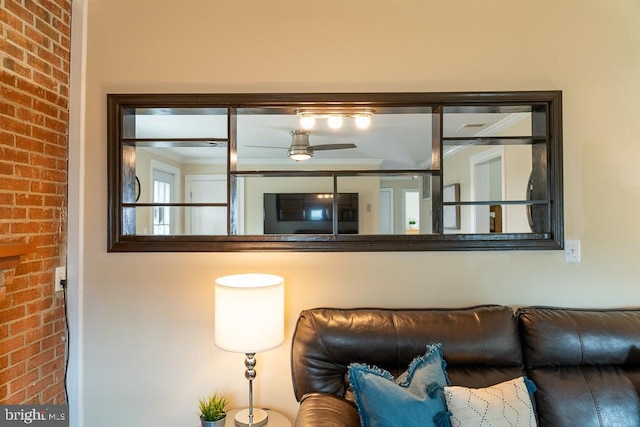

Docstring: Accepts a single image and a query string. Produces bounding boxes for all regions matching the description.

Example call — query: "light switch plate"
[565,240,581,263]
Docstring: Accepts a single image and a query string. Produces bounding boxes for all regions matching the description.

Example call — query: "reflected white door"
[379,188,394,234]
[185,175,227,235]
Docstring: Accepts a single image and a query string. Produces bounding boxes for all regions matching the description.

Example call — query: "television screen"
[264,193,359,234]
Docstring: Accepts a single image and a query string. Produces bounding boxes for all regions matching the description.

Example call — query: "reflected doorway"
[403,189,420,234]
[470,147,504,233]
[379,188,394,234]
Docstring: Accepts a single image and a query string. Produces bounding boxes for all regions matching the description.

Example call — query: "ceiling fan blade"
[310,143,357,151]
[244,144,288,150]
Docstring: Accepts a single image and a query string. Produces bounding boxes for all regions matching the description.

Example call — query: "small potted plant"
[198,392,229,427]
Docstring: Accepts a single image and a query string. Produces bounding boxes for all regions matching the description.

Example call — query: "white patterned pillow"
[442,376,537,427]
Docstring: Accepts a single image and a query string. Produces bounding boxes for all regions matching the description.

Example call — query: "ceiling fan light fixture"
[297,107,375,130]
[299,115,316,130]
[288,131,313,161]
[355,114,372,129]
[327,115,343,129]
[288,149,312,161]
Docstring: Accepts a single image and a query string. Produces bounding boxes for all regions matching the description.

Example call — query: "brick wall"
[0,0,72,404]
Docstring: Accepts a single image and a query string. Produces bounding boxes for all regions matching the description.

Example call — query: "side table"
[224,408,291,427]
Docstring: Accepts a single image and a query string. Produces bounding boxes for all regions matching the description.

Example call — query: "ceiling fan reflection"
[246,130,356,161]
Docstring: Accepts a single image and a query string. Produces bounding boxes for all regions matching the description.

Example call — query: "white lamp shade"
[214,274,285,353]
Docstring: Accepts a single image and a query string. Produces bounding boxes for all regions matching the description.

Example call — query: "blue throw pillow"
[348,343,449,427]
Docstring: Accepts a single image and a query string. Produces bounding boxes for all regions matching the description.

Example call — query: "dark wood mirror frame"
[107,91,563,252]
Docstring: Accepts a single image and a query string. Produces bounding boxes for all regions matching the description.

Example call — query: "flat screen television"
[263,193,359,234]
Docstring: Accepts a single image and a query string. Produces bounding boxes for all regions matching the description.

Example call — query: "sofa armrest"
[294,393,360,427]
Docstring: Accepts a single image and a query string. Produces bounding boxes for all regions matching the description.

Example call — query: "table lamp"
[214,273,285,427]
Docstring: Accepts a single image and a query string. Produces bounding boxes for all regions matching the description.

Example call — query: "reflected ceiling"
[135,111,526,168]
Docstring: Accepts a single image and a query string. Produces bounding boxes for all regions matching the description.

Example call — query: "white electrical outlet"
[565,240,581,263]
[54,266,66,292]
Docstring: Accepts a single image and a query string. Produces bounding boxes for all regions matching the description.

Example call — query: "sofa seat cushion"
[348,344,448,427]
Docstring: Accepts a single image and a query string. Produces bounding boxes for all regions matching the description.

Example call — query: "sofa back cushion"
[518,307,640,427]
[291,305,524,401]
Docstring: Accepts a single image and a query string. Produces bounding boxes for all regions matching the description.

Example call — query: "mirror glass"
[108,92,562,251]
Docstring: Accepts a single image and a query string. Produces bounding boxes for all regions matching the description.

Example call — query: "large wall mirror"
[107,91,563,252]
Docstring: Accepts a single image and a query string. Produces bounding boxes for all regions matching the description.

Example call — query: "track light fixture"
[296,108,375,130]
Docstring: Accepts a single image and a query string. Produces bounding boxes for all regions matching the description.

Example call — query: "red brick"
[43,384,64,404]
[16,78,48,100]
[40,334,59,352]
[43,116,65,134]
[0,9,24,33]
[44,143,65,158]
[0,161,14,175]
[3,0,70,407]
[11,288,41,306]
[41,169,65,183]
[16,135,45,153]
[28,208,54,220]
[29,181,56,194]
[3,57,33,80]
[32,70,58,91]
[25,0,53,22]
[2,178,30,192]
[1,116,31,136]
[1,362,27,386]
[0,223,11,235]
[10,314,41,335]
[0,354,8,371]
[0,101,17,116]
[9,340,42,365]
[5,389,27,404]
[0,85,33,109]
[41,358,61,377]
[38,47,64,72]
[0,69,18,86]
[42,307,62,325]
[9,368,39,394]
[27,300,53,316]
[31,126,59,144]
[16,194,44,207]
[15,165,42,179]
[6,0,35,24]
[27,348,54,372]
[0,131,16,145]
[27,373,54,399]
[0,335,25,357]
[33,99,59,118]
[10,221,37,234]
[0,305,26,324]
[6,27,37,54]
[0,38,25,62]
[1,144,30,163]
[26,51,54,76]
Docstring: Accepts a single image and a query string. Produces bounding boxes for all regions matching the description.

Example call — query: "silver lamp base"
[234,408,268,427]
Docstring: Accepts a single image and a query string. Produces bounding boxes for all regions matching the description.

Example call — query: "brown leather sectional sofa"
[291,305,640,426]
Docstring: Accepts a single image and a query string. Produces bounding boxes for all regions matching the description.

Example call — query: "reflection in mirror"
[108,92,563,251]
[239,176,334,235]
[236,108,432,170]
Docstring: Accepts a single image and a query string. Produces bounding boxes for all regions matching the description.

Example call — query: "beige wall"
[76,1,640,426]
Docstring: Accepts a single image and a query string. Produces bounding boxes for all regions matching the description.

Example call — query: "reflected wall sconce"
[296,108,375,130]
